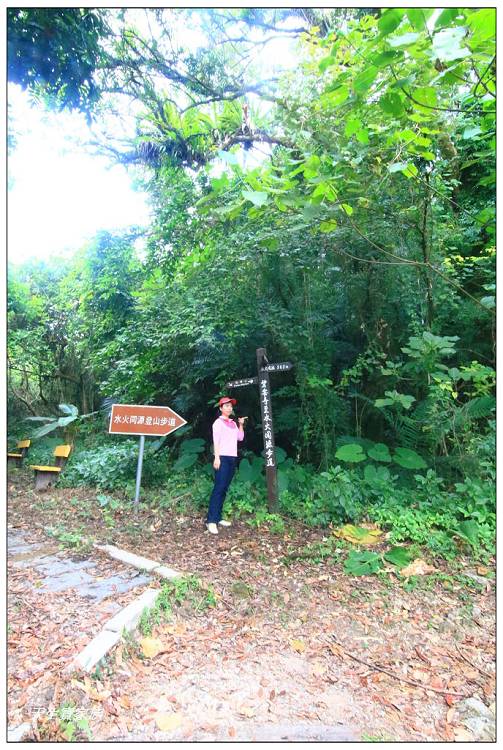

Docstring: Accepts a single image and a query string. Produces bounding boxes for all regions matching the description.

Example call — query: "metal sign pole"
[109,404,187,512]
[134,435,146,511]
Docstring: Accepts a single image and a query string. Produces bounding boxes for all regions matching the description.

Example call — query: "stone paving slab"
[8,530,39,548]
[80,574,152,601]
[9,542,32,553]
[41,567,98,592]
[9,547,64,567]
[9,541,46,554]
[8,531,178,676]
[35,558,96,575]
[8,530,153,602]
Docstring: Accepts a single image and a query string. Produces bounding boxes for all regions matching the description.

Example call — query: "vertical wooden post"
[256,347,278,512]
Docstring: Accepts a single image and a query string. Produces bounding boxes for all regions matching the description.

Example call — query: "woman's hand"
[238,417,247,427]
[213,457,221,470]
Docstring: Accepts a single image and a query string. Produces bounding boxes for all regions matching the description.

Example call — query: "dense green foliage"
[7,8,110,115]
[8,8,495,560]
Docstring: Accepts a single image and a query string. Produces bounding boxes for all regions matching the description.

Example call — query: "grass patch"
[45,525,93,554]
[282,535,348,565]
[138,576,217,636]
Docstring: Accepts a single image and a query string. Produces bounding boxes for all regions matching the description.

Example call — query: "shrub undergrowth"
[26,422,495,564]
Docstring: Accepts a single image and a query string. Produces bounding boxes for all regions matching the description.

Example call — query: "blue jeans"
[207,456,237,523]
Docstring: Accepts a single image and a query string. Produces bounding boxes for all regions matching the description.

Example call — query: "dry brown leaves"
[7,468,495,742]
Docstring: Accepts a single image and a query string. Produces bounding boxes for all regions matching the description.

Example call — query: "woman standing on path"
[206,396,246,534]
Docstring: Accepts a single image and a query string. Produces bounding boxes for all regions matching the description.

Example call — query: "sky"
[8,85,152,265]
[6,9,300,267]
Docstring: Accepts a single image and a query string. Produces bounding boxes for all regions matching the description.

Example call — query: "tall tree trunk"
[419,172,434,329]
[80,375,88,414]
[38,366,49,405]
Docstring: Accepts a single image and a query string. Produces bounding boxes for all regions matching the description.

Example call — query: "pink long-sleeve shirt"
[212,417,244,457]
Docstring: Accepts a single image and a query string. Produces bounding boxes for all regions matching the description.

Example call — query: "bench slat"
[29,465,62,473]
[54,445,72,458]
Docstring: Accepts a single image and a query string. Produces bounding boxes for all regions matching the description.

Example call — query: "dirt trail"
[7,469,495,741]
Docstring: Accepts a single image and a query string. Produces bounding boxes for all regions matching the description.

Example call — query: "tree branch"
[211,11,308,35]
[471,60,496,99]
[329,637,468,698]
[179,81,279,114]
[7,363,81,383]
[8,385,37,415]
[219,131,293,150]
[345,218,495,314]
[389,65,495,114]
[472,55,496,98]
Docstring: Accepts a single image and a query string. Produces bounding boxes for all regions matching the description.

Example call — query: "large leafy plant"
[335,440,427,470]
[374,333,495,462]
[173,438,206,471]
[25,403,97,441]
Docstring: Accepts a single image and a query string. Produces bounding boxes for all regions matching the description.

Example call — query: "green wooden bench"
[30,444,72,491]
[7,439,31,466]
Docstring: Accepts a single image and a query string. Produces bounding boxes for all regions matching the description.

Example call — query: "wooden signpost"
[226,348,293,512]
[109,404,187,508]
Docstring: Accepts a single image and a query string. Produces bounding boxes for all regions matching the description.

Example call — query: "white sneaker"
[218,520,232,527]
[207,523,218,535]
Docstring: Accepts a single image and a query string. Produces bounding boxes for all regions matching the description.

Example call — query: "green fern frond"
[453,395,496,429]
[216,100,243,132]
[463,395,495,418]
[394,416,428,449]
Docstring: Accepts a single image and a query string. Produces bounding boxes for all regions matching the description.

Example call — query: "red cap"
[218,396,237,406]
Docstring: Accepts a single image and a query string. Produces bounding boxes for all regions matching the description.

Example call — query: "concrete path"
[8,530,152,601]
[110,722,358,742]
[8,528,162,739]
